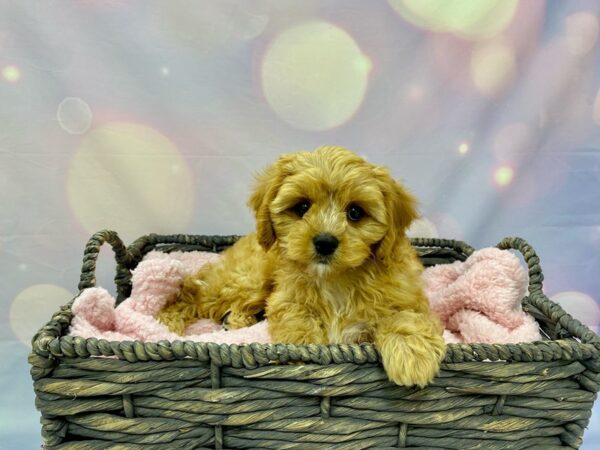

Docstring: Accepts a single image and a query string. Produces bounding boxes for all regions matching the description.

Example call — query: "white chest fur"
[315,279,347,343]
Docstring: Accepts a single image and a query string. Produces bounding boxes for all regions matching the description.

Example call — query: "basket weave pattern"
[29,231,600,449]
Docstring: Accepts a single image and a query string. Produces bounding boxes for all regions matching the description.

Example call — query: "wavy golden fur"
[159,146,445,386]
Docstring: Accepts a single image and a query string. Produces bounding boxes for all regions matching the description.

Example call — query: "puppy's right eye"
[292,200,311,217]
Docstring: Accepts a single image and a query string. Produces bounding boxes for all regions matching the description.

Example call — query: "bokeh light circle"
[57,97,93,135]
[407,217,439,238]
[470,40,516,96]
[565,12,599,56]
[493,165,514,187]
[2,64,20,82]
[388,0,518,40]
[10,284,73,347]
[551,291,600,331]
[67,122,193,240]
[261,21,371,131]
[431,213,464,240]
[406,83,426,101]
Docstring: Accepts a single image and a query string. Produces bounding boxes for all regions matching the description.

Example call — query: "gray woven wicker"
[29,230,600,449]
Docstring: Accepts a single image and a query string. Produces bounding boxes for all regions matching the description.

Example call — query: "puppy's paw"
[157,306,189,336]
[223,311,258,330]
[379,333,446,387]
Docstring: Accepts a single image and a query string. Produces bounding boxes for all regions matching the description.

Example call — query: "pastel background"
[1,0,599,448]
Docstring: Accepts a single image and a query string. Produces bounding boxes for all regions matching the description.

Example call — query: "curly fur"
[159,146,446,386]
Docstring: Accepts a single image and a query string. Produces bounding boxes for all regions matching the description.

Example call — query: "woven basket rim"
[30,231,600,374]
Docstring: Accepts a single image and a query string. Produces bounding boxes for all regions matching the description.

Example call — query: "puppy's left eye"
[347,204,365,222]
[292,199,311,217]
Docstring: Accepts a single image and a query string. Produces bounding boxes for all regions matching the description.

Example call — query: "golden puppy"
[159,146,445,386]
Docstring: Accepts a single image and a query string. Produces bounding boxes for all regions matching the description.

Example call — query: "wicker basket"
[29,230,600,449]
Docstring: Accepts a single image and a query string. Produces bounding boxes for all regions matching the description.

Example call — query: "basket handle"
[497,237,600,346]
[496,236,544,293]
[78,230,134,300]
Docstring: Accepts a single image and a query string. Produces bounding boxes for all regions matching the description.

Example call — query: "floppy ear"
[374,168,419,265]
[247,156,291,250]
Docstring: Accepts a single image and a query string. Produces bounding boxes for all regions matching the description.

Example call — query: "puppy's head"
[248,146,418,275]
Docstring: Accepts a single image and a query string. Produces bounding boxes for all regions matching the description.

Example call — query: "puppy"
[159,146,446,387]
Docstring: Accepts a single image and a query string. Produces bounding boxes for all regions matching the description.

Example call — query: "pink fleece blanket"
[69,248,541,345]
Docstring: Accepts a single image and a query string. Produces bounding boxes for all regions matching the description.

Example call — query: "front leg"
[375,310,446,387]
[266,291,328,345]
[158,275,204,335]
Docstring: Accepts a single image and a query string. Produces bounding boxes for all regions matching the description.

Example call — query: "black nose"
[313,233,339,256]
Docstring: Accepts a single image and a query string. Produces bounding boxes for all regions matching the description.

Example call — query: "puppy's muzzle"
[313,233,339,257]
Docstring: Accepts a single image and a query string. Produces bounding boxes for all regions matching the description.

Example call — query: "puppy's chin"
[308,261,333,277]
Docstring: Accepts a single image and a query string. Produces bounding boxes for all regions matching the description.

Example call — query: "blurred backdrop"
[1,0,600,448]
